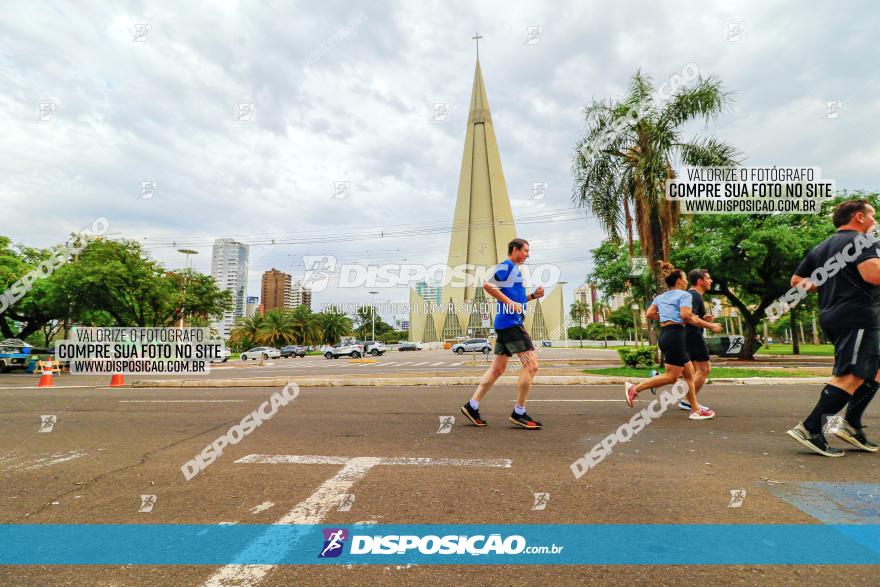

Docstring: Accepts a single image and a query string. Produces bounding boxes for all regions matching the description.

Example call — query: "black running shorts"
[685,329,711,363]
[824,326,880,380]
[659,324,690,367]
[494,325,535,356]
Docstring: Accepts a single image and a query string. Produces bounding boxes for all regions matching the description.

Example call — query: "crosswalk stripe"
[431,362,445,366]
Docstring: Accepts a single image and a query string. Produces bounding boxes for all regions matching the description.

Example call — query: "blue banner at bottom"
[1,524,878,565]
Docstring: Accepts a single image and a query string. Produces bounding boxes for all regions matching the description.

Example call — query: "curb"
[129,375,830,388]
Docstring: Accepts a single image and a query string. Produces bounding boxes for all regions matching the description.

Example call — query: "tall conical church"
[409,57,564,343]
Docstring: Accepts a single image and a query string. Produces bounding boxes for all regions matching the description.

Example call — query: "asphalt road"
[0,347,833,389]
[1,380,877,585]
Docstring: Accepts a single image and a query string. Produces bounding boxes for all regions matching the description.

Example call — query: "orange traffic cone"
[37,359,55,388]
[109,373,126,387]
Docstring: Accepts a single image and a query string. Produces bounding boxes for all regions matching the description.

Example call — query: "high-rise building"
[290,279,312,310]
[262,269,292,312]
[609,292,628,311]
[415,280,443,307]
[211,238,249,338]
[245,296,260,317]
[574,284,595,325]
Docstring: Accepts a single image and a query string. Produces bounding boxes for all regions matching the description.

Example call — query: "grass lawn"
[756,344,834,356]
[582,366,816,378]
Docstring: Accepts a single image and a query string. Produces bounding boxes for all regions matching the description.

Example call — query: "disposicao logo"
[319,528,348,558]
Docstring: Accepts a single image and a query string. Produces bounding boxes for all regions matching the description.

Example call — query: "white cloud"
[1,0,877,321]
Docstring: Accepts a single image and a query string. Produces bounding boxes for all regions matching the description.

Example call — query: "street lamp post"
[558,281,568,348]
[631,303,640,346]
[369,291,379,342]
[177,249,198,328]
[602,306,608,349]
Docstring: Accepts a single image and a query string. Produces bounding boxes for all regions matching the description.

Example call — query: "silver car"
[241,347,281,360]
[451,338,491,354]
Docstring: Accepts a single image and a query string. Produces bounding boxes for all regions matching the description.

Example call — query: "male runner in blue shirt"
[460,238,545,429]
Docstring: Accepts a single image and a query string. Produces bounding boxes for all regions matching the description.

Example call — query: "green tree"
[229,314,265,351]
[669,193,878,358]
[585,322,622,341]
[316,306,353,345]
[56,239,230,328]
[258,309,296,348]
[573,70,739,284]
[353,304,392,339]
[608,305,634,330]
[569,300,589,347]
[288,305,322,345]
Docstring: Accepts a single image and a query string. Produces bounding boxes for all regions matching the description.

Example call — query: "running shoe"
[786,422,844,457]
[624,382,638,408]
[833,420,879,452]
[679,400,711,411]
[688,406,715,420]
[460,402,487,427]
[509,411,542,429]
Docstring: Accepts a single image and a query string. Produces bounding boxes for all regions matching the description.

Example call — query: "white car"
[210,347,231,363]
[241,347,280,360]
[363,341,387,356]
[324,342,364,359]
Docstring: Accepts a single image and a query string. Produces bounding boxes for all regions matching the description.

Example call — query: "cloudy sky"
[2,0,878,321]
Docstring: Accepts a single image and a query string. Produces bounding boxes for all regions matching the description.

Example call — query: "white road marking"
[450,361,464,366]
[396,362,413,366]
[2,450,87,472]
[236,455,512,468]
[203,454,511,586]
[250,501,274,515]
[411,362,430,366]
[430,362,445,366]
[203,457,380,586]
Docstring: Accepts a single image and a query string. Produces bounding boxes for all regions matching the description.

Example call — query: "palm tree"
[569,300,589,347]
[315,306,353,345]
[229,314,264,351]
[258,309,296,348]
[289,305,322,345]
[572,70,740,280]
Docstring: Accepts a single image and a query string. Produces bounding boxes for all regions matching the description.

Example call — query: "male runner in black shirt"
[679,269,715,412]
[786,199,880,456]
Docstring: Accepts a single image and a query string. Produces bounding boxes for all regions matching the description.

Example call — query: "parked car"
[398,342,422,352]
[241,347,280,360]
[324,342,364,359]
[209,346,231,363]
[0,339,32,373]
[280,345,307,358]
[362,341,387,356]
[451,338,491,354]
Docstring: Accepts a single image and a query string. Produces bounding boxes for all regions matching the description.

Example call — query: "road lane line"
[202,457,381,586]
[203,455,512,585]
[250,502,274,515]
